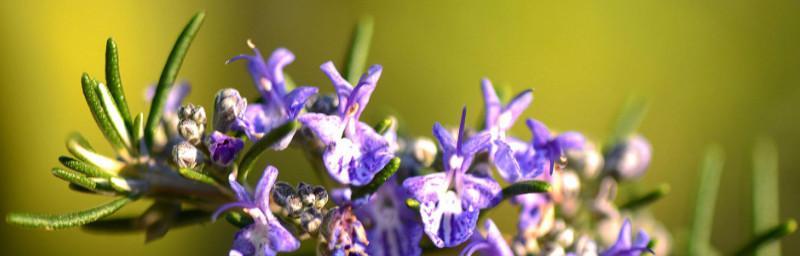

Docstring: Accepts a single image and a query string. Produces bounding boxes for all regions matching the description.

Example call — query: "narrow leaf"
[373,117,394,135]
[350,157,401,200]
[132,112,144,155]
[687,145,725,255]
[178,168,219,186]
[608,96,649,145]
[619,183,670,211]
[735,219,797,256]
[343,16,374,84]
[501,180,552,200]
[59,156,116,178]
[238,121,300,181]
[96,83,131,149]
[66,136,124,173]
[81,73,127,153]
[105,37,133,130]
[145,12,205,149]
[752,137,781,256]
[51,167,96,190]
[6,197,132,230]
[224,211,254,229]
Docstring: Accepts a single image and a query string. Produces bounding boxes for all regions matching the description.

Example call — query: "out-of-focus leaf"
[687,145,725,255]
[608,96,649,145]
[752,137,781,256]
[343,16,374,84]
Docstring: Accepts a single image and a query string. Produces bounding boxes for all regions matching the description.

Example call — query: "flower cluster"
[8,13,698,256]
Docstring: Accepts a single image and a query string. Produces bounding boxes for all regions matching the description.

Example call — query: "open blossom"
[228,42,318,150]
[502,119,586,182]
[480,78,533,182]
[213,166,300,256]
[357,178,423,256]
[461,219,514,256]
[298,62,393,186]
[600,219,652,256]
[402,107,498,248]
[321,205,369,256]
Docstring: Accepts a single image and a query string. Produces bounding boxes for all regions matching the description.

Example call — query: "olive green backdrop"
[1,0,798,255]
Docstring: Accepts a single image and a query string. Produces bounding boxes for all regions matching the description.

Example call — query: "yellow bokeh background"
[1,1,798,255]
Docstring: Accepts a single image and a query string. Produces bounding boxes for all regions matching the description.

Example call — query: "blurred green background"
[1,0,798,255]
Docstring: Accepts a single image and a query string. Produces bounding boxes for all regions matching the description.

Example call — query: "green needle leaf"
[752,137,781,256]
[96,82,131,149]
[350,157,401,200]
[688,145,725,255]
[608,96,649,145]
[735,219,797,256]
[67,137,125,175]
[81,73,128,154]
[51,167,97,190]
[238,121,300,181]
[373,117,395,135]
[224,211,254,229]
[6,197,132,230]
[178,168,218,186]
[145,11,205,149]
[501,180,552,200]
[132,112,144,154]
[105,37,133,131]
[59,156,116,178]
[619,183,670,211]
[343,16,374,84]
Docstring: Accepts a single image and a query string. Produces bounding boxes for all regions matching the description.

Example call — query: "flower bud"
[213,88,247,132]
[172,141,202,169]
[297,182,316,207]
[178,119,204,145]
[178,104,207,125]
[605,135,652,180]
[313,186,328,209]
[412,137,438,167]
[272,181,296,207]
[300,208,323,234]
[285,194,304,218]
[205,131,244,167]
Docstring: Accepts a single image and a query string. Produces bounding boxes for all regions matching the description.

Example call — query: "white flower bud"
[178,119,204,145]
[213,88,247,132]
[172,141,202,169]
[413,137,438,167]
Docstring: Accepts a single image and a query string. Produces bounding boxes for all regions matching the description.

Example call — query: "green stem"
[350,157,401,200]
[238,121,300,182]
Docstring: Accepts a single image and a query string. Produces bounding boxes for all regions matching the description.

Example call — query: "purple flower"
[356,179,423,256]
[213,166,300,256]
[322,205,370,256]
[205,131,244,167]
[228,43,318,150]
[505,119,586,181]
[460,219,513,256]
[298,62,393,186]
[514,193,555,240]
[480,78,533,182]
[401,107,498,248]
[600,219,652,256]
